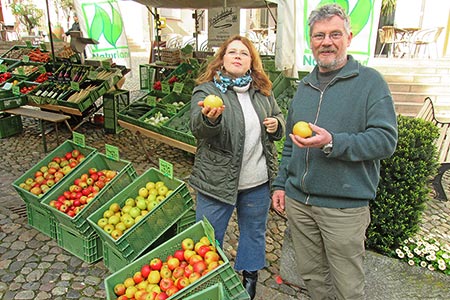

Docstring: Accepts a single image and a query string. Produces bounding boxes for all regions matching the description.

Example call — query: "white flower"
[414,248,422,256]
[438,264,446,271]
[407,252,414,258]
[442,253,449,260]
[403,246,409,252]
[420,261,427,267]
[408,260,415,266]
[398,252,405,259]
[428,264,435,271]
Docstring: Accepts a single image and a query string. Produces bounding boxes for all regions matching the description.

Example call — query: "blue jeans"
[195,182,271,272]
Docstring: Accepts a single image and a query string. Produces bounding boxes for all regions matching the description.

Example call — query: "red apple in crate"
[205,250,220,264]
[183,249,196,262]
[155,291,168,300]
[197,245,210,258]
[150,258,163,271]
[184,264,194,278]
[171,266,185,279]
[188,272,201,284]
[133,271,144,284]
[159,278,174,292]
[188,254,203,266]
[114,283,126,296]
[165,285,179,297]
[173,249,185,262]
[193,260,207,274]
[166,257,180,271]
[175,276,190,290]
[141,264,151,278]
[71,149,80,158]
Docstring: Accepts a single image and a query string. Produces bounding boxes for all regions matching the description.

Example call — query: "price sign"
[40,43,47,51]
[25,41,33,48]
[0,64,7,73]
[70,81,80,91]
[105,144,120,161]
[161,82,171,94]
[146,95,157,106]
[38,66,46,73]
[173,82,184,94]
[203,216,216,248]
[159,158,173,179]
[3,82,12,90]
[12,85,20,95]
[72,132,86,147]
[22,55,30,63]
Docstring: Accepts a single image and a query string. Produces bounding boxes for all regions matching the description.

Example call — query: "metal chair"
[409,27,444,58]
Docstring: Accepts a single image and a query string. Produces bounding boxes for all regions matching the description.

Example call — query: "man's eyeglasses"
[311,31,344,42]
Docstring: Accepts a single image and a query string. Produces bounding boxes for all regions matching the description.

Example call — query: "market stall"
[114,0,279,157]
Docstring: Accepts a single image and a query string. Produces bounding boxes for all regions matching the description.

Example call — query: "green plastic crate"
[156,92,190,115]
[88,167,194,260]
[138,107,171,134]
[56,80,109,112]
[0,113,22,138]
[56,222,102,263]
[26,201,57,239]
[184,283,228,300]
[104,220,250,300]
[139,64,157,90]
[162,105,196,146]
[102,210,195,273]
[12,140,97,206]
[41,152,137,236]
[0,95,27,110]
[103,89,130,112]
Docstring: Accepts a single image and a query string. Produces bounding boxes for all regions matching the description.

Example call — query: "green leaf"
[90,5,105,44]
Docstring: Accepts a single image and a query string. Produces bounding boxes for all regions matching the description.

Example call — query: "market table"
[4,106,71,153]
[118,119,196,163]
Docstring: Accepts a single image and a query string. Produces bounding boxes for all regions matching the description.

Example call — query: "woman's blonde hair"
[196,35,272,96]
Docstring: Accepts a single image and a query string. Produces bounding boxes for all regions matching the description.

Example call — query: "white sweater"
[234,85,268,190]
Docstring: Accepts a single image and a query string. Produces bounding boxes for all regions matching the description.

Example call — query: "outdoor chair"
[377,26,408,57]
[409,27,444,58]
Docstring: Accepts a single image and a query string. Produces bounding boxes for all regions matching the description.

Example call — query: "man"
[65,15,81,37]
[272,4,398,300]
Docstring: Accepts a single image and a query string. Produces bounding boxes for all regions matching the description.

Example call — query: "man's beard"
[316,50,347,71]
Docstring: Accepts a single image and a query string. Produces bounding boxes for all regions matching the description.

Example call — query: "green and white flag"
[74,0,131,67]
[275,0,382,75]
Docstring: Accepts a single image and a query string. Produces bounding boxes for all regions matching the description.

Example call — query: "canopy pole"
[45,0,56,68]
[148,7,161,63]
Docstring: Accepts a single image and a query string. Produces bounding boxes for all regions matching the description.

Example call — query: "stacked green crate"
[104,220,250,300]
[0,112,22,138]
[103,89,130,134]
[87,168,195,272]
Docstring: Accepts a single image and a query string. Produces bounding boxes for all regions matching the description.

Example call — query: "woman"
[189,35,285,299]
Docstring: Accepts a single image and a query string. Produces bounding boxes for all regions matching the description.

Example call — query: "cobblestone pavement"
[1,52,450,300]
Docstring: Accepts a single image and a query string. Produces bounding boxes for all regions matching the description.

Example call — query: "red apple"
[171,266,185,279]
[192,260,207,274]
[188,254,203,266]
[188,272,201,284]
[165,285,179,297]
[175,276,190,290]
[71,149,80,158]
[184,265,194,278]
[197,245,210,258]
[65,152,72,160]
[166,257,180,271]
[88,167,97,175]
[204,251,220,265]
[173,249,185,262]
[150,258,163,271]
[141,264,151,279]
[183,249,196,262]
[155,292,168,300]
[133,271,144,284]
[159,278,173,292]
[114,283,126,296]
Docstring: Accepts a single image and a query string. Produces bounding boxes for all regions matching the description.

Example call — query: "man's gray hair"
[308,4,351,35]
